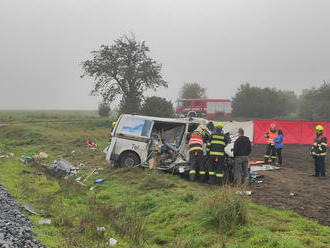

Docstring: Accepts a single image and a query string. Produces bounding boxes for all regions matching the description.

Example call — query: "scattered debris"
[89,186,95,191]
[236,191,252,196]
[22,170,43,176]
[38,219,51,225]
[23,204,40,216]
[94,179,105,184]
[250,164,280,172]
[107,238,118,247]
[0,151,14,159]
[71,150,76,154]
[19,155,33,164]
[79,162,85,167]
[83,169,96,182]
[289,192,296,197]
[257,180,263,184]
[49,158,78,176]
[86,140,98,148]
[33,152,48,161]
[97,227,106,231]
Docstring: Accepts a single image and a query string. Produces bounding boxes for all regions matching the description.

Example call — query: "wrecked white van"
[104,114,213,172]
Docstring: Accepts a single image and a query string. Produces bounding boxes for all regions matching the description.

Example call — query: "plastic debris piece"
[49,158,78,176]
[236,191,252,196]
[86,140,98,148]
[38,152,48,159]
[23,204,40,216]
[94,178,105,184]
[19,155,33,163]
[97,227,106,231]
[107,238,118,246]
[289,192,295,197]
[89,187,95,191]
[22,170,43,176]
[83,169,96,182]
[39,219,51,225]
[257,180,263,184]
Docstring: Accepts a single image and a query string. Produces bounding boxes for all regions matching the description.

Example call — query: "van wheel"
[119,152,140,168]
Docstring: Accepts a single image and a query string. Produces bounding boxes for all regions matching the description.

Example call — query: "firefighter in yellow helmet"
[206,122,230,185]
[311,125,327,179]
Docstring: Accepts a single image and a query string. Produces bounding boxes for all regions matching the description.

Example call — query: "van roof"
[119,114,209,125]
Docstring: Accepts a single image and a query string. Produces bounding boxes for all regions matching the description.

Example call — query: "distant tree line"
[82,34,330,120]
[232,82,330,121]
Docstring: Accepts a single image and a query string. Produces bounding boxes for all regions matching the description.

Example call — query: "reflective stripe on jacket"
[207,129,228,157]
[189,134,203,152]
[312,134,327,157]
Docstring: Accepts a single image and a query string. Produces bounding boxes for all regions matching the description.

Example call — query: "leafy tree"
[140,96,175,118]
[98,101,111,117]
[298,82,330,120]
[81,34,168,114]
[179,82,206,99]
[232,83,297,118]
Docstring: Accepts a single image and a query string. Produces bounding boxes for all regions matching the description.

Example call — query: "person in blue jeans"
[273,129,284,166]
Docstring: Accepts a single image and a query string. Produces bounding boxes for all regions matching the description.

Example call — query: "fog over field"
[1,0,330,110]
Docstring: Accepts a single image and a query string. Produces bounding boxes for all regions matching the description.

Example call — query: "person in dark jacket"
[273,129,284,166]
[233,128,252,185]
[311,125,327,179]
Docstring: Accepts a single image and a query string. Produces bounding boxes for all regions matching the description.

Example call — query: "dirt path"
[249,145,330,226]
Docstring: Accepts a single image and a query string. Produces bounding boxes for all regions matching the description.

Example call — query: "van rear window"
[121,117,152,137]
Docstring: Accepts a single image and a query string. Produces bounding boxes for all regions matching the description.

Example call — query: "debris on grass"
[94,178,105,184]
[97,226,106,231]
[49,158,78,176]
[236,190,252,196]
[107,238,118,246]
[23,203,41,216]
[19,155,33,164]
[22,170,43,176]
[33,152,48,161]
[86,139,98,148]
[38,219,51,225]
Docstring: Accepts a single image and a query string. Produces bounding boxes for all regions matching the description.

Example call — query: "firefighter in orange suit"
[264,124,277,164]
[188,127,206,182]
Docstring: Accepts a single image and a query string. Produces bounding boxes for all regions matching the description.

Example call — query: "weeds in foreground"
[199,186,250,233]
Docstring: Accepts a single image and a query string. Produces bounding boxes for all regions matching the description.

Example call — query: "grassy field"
[0,111,330,247]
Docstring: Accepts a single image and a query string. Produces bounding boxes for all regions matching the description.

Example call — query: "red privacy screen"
[253,120,330,146]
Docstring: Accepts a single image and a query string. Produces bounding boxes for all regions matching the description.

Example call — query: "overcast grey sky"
[1,0,329,110]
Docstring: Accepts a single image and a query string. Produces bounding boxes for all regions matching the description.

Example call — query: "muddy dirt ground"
[248,144,330,226]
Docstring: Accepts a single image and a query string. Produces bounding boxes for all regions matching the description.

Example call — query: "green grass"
[0,111,330,247]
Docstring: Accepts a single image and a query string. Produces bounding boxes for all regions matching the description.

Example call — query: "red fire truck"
[176,98,233,118]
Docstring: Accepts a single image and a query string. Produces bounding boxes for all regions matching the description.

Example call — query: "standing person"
[188,127,206,182]
[311,125,327,179]
[264,124,277,164]
[233,128,252,185]
[207,122,229,186]
[273,129,284,166]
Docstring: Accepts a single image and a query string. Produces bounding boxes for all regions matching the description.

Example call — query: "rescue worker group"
[188,122,327,186]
